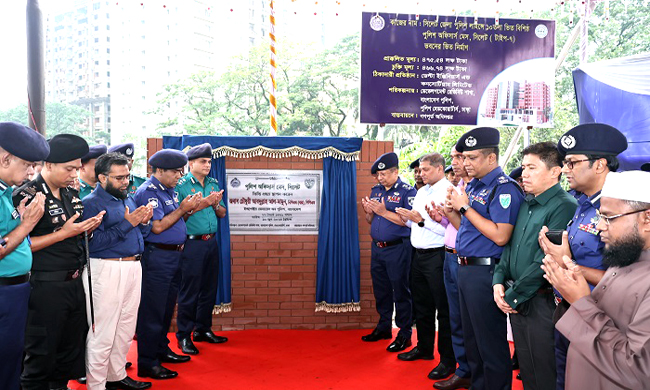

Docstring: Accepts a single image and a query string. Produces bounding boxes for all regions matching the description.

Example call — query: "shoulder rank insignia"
[497,176,510,184]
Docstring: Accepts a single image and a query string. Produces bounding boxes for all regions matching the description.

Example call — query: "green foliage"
[0,102,95,141]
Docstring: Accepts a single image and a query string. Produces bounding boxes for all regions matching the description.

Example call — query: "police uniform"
[13,134,91,390]
[133,149,189,377]
[78,145,107,199]
[455,127,524,390]
[553,123,628,390]
[363,152,416,344]
[108,143,147,197]
[0,122,49,390]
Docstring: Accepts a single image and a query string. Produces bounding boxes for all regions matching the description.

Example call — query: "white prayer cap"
[601,171,650,203]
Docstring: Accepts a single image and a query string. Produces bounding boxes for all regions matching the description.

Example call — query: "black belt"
[0,273,30,286]
[187,233,216,241]
[373,239,402,248]
[444,246,457,254]
[30,269,83,282]
[458,256,499,266]
[148,243,185,252]
[415,247,444,254]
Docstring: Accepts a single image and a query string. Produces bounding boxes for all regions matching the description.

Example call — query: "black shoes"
[386,334,412,352]
[193,330,228,344]
[106,376,153,389]
[397,346,434,361]
[159,350,191,363]
[361,328,392,342]
[428,362,455,380]
[178,337,199,355]
[137,365,178,380]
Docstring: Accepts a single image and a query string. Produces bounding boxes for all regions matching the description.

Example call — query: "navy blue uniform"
[369,178,416,337]
[133,176,187,369]
[456,167,524,390]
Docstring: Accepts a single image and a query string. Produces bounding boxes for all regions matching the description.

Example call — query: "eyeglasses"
[596,208,650,225]
[107,175,130,182]
[561,158,597,170]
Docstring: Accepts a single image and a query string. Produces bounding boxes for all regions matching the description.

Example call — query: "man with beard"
[79,145,108,199]
[81,153,154,390]
[14,134,105,390]
[108,143,147,198]
[538,123,627,390]
[542,170,650,390]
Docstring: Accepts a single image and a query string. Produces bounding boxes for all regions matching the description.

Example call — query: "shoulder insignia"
[497,176,510,184]
[148,184,157,189]
[401,183,414,190]
[372,183,382,189]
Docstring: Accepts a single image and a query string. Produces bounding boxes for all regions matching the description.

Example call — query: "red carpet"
[69,329,523,389]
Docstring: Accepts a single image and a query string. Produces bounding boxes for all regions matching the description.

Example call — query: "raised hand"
[21,192,46,229]
[541,255,590,304]
[538,226,572,268]
[124,205,148,227]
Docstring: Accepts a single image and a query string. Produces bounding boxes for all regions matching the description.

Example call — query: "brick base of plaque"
[147,138,392,331]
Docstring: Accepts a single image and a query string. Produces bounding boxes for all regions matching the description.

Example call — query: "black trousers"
[510,292,557,390]
[21,278,87,390]
[411,248,455,365]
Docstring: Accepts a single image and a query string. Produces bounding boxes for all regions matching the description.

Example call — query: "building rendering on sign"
[483,80,552,126]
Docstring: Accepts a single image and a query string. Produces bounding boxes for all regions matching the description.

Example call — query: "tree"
[0,102,94,140]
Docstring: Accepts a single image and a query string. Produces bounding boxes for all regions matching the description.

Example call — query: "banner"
[360,12,555,127]
[226,169,323,235]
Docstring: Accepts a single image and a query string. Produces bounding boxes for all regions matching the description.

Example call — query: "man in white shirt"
[395,153,455,380]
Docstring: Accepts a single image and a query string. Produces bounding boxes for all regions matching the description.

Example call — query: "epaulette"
[372,183,382,189]
[147,183,157,190]
[177,177,188,186]
[401,183,414,190]
[497,175,510,185]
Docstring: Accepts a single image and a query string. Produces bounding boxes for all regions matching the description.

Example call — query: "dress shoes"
[397,346,434,361]
[178,337,199,355]
[428,362,454,380]
[386,335,412,352]
[137,365,178,380]
[361,328,392,342]
[193,330,228,344]
[159,350,191,363]
[106,376,153,390]
[433,374,472,390]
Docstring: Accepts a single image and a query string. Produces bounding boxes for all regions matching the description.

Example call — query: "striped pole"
[269,0,278,136]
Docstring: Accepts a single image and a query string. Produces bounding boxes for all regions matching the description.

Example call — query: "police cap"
[509,166,523,180]
[186,143,212,160]
[148,149,188,169]
[81,144,108,163]
[371,152,398,173]
[0,121,50,162]
[108,142,135,158]
[557,123,627,156]
[455,127,500,153]
[46,134,89,163]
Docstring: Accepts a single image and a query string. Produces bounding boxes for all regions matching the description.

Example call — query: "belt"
[373,239,403,248]
[458,256,499,266]
[444,246,457,254]
[100,255,142,261]
[30,269,83,282]
[415,247,444,254]
[0,273,30,286]
[187,234,216,241]
[148,243,185,252]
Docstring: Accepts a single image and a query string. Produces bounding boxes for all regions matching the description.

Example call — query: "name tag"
[48,208,64,216]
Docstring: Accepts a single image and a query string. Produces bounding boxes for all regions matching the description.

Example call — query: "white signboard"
[225,169,323,235]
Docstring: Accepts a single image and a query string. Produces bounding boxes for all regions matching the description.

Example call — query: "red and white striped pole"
[269,0,278,136]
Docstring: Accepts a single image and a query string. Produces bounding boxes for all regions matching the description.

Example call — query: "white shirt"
[407,177,450,249]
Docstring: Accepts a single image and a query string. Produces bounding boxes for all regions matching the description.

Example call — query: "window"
[94,26,98,31]
[93,2,100,10]
[94,37,99,43]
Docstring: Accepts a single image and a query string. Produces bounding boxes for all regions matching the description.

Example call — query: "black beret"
[46,134,89,163]
[0,121,50,162]
[557,123,627,156]
[409,158,420,170]
[81,144,108,163]
[641,163,650,172]
[108,142,135,158]
[455,127,500,152]
[186,143,212,160]
[371,152,398,173]
[148,149,188,169]
[445,165,453,174]
[509,166,523,180]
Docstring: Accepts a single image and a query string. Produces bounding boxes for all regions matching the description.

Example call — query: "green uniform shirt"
[0,180,32,277]
[493,183,578,309]
[78,179,96,199]
[128,174,147,197]
[175,173,224,235]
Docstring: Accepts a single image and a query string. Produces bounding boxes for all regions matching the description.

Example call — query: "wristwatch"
[459,205,470,215]
[417,220,425,227]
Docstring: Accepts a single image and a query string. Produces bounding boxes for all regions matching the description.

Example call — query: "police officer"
[14,134,106,390]
[133,149,201,380]
[0,122,49,390]
[175,143,228,355]
[410,157,425,190]
[79,144,108,199]
[108,143,147,197]
[538,123,627,390]
[361,152,416,352]
[445,127,524,390]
